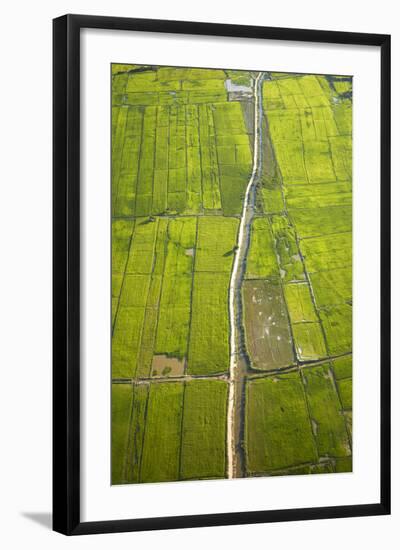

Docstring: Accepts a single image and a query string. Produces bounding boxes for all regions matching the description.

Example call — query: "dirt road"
[227,72,264,479]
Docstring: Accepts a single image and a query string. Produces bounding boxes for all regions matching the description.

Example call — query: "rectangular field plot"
[269,136,308,185]
[112,307,146,378]
[135,106,157,216]
[188,272,231,375]
[283,282,327,362]
[300,232,352,273]
[124,383,149,483]
[112,218,162,378]
[112,219,134,326]
[187,216,237,375]
[219,164,252,216]
[284,283,318,324]
[112,384,134,484]
[290,206,351,239]
[185,104,202,213]
[242,280,294,370]
[112,107,129,212]
[245,373,317,473]
[140,382,184,483]
[270,215,305,282]
[285,181,352,210]
[245,217,279,279]
[180,380,228,480]
[135,218,168,378]
[337,378,352,411]
[332,355,352,380]
[154,217,196,360]
[310,267,352,307]
[119,274,151,308]
[155,276,193,360]
[319,304,352,356]
[112,107,143,217]
[213,102,253,215]
[291,322,327,361]
[198,104,222,210]
[304,140,336,183]
[302,364,351,458]
[195,216,239,272]
[112,219,134,273]
[329,135,352,180]
[125,219,158,275]
[113,379,228,484]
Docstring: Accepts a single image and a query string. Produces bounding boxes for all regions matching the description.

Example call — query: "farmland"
[112,379,228,484]
[112,64,352,483]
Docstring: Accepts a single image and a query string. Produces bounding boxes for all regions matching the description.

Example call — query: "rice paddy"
[111,65,352,484]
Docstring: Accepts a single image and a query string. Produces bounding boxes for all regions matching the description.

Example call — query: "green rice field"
[111,64,352,484]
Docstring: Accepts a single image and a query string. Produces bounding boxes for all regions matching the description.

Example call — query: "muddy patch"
[242,279,294,370]
[151,354,185,377]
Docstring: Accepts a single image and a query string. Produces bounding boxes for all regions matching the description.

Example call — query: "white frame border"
[80,28,381,523]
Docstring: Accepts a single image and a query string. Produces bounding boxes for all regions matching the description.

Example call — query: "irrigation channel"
[227,71,264,479]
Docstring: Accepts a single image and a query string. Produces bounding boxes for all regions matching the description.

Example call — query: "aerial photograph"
[111,64,352,485]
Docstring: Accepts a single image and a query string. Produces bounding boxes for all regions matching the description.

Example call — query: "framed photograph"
[53,14,391,535]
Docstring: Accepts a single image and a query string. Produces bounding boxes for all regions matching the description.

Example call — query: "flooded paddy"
[242,279,294,370]
[151,354,186,377]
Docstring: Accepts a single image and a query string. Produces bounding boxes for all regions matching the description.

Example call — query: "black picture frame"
[53,13,391,535]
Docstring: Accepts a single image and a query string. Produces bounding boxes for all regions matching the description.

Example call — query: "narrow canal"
[227,72,264,479]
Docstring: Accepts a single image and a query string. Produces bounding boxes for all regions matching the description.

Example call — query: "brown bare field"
[242,279,294,370]
[151,354,186,377]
